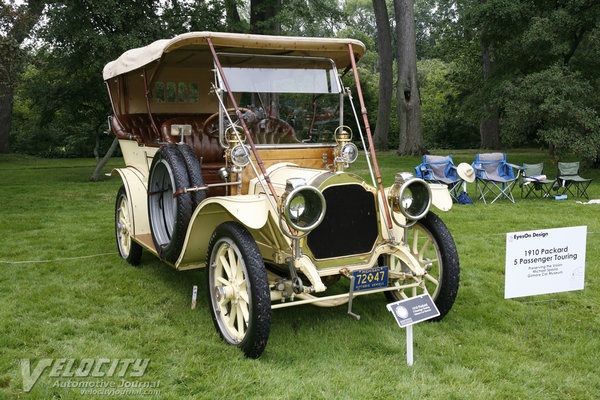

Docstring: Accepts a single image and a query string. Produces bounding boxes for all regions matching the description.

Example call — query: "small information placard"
[387,294,440,328]
[505,226,587,299]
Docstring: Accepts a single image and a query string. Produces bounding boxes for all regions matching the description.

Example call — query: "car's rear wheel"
[115,185,142,265]
[207,222,271,358]
[147,145,193,263]
[382,211,459,320]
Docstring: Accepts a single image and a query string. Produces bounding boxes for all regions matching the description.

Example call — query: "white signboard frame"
[505,226,587,299]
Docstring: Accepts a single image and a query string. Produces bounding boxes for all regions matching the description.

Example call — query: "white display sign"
[505,226,587,299]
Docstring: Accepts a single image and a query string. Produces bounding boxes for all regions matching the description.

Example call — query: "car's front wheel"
[382,211,459,320]
[206,222,271,358]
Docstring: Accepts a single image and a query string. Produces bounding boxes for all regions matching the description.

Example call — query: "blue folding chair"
[415,155,463,201]
[471,153,523,204]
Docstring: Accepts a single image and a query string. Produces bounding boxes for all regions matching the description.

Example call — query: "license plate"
[352,266,389,292]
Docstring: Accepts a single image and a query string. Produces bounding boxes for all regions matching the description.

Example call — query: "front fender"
[175,195,271,269]
[429,183,453,212]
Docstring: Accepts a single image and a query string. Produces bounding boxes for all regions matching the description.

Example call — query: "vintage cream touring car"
[104,32,459,358]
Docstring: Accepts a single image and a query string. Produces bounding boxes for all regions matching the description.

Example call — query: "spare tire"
[148,145,193,263]
[176,143,206,211]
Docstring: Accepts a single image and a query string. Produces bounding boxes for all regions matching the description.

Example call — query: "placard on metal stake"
[387,294,440,366]
[523,299,556,338]
[406,325,413,366]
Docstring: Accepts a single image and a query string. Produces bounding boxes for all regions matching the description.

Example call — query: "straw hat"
[457,163,475,183]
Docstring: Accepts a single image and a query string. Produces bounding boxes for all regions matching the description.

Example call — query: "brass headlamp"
[279,178,326,238]
[388,172,432,225]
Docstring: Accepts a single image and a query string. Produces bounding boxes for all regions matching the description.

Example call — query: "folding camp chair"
[556,162,592,200]
[519,163,555,199]
[414,155,463,201]
[471,153,523,204]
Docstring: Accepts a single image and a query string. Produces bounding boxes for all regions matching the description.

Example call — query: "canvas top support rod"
[347,44,393,230]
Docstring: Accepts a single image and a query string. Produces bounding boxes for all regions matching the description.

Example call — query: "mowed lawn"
[1,150,599,399]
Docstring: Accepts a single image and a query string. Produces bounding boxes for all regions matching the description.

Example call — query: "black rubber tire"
[175,143,206,210]
[115,185,143,265]
[383,211,459,321]
[147,145,193,264]
[206,222,271,358]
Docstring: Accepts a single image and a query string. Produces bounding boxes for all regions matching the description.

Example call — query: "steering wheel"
[203,107,255,138]
[257,117,298,144]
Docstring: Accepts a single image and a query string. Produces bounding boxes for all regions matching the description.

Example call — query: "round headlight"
[389,173,431,220]
[283,185,326,232]
[340,143,358,164]
[230,144,250,167]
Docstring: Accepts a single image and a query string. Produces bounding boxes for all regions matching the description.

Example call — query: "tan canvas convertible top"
[103,31,366,80]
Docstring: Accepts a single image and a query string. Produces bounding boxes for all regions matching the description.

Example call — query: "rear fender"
[111,167,150,237]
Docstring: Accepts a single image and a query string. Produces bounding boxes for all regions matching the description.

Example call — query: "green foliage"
[421,0,600,155]
[418,58,479,149]
[11,0,226,157]
[340,64,382,148]
[282,0,346,36]
[500,65,600,163]
[8,0,600,157]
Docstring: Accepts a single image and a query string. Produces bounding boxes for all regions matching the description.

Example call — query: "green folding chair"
[519,163,555,199]
[557,162,592,200]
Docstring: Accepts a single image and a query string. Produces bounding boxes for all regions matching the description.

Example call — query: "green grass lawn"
[1,149,599,399]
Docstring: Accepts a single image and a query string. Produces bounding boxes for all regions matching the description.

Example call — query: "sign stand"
[387,294,440,366]
[523,298,556,338]
[406,325,413,366]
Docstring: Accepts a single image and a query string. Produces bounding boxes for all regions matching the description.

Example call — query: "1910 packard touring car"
[104,32,459,358]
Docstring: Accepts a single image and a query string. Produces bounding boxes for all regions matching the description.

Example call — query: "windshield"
[216,54,344,144]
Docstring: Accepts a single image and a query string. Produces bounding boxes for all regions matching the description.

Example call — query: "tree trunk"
[90,137,119,182]
[480,43,501,149]
[0,83,13,153]
[394,0,426,156]
[250,0,281,34]
[372,0,393,151]
[224,0,243,31]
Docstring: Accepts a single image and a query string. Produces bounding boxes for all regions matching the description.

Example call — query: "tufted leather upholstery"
[160,116,226,196]
[160,116,224,164]
[112,114,167,144]
[113,113,227,196]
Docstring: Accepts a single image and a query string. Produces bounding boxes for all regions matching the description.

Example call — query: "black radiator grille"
[307,184,379,259]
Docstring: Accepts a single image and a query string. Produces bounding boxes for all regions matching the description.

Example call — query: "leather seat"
[161,116,226,196]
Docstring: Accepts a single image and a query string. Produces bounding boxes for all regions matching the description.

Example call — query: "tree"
[394,0,426,155]
[251,0,281,34]
[501,66,600,162]
[0,0,44,153]
[12,1,227,177]
[372,0,393,151]
[479,42,500,149]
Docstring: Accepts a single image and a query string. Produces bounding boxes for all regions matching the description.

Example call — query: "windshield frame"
[212,53,346,146]
[214,53,343,95]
